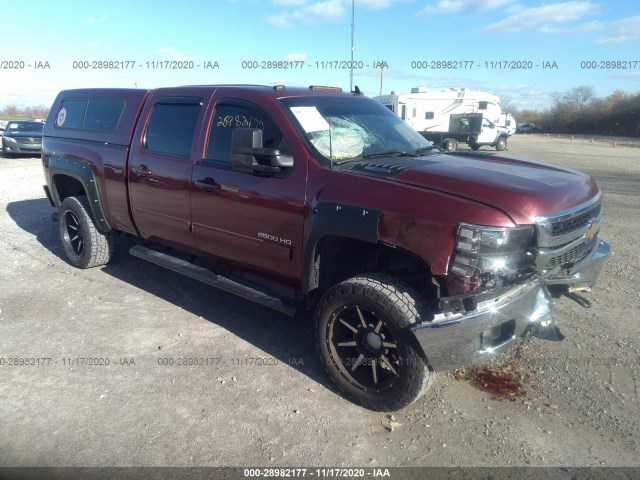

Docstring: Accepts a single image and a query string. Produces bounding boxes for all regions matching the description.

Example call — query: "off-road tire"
[315,273,435,411]
[58,195,113,268]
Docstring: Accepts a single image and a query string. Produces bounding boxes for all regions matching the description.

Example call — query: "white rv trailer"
[374,87,516,150]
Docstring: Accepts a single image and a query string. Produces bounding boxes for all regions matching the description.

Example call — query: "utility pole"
[379,63,385,96]
[350,0,355,92]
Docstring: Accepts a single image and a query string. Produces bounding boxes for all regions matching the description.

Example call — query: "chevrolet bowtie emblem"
[585,221,599,242]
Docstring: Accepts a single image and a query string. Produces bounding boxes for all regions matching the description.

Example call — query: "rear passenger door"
[128,92,210,248]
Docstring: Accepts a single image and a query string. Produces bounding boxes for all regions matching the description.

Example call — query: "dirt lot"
[1,135,639,471]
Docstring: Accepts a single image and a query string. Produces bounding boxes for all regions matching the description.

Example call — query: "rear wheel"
[315,274,435,411]
[58,195,113,268]
[470,142,480,151]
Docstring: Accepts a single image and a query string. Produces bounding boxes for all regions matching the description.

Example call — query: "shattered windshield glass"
[280,95,433,164]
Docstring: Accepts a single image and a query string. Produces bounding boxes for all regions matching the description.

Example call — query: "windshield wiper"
[415,146,436,154]
[362,149,418,158]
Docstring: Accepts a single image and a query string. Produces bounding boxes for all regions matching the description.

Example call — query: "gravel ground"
[0,135,639,470]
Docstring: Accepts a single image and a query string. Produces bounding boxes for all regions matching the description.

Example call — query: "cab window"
[144,97,202,157]
[205,103,286,163]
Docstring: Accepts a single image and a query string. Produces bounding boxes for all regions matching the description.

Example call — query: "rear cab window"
[143,97,202,157]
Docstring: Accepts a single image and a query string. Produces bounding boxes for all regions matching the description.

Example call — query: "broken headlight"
[450,223,534,289]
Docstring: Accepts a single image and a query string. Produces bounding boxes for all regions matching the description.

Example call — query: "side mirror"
[231,128,294,174]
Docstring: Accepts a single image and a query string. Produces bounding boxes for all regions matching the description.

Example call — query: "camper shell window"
[55,98,125,132]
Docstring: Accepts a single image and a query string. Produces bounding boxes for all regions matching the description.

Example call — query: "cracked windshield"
[283,96,433,163]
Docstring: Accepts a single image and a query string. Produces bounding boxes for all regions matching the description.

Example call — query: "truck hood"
[346,152,599,224]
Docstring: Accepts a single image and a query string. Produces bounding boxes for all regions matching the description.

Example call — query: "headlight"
[450,223,534,288]
[3,136,17,143]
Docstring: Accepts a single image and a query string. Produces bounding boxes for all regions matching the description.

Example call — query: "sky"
[1,0,639,113]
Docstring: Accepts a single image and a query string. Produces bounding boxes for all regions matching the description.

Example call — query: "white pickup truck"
[420,112,510,152]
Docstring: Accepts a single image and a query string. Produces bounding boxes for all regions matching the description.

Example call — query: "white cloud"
[284,52,308,61]
[538,20,603,34]
[86,15,108,24]
[419,0,514,15]
[156,47,194,62]
[273,0,307,5]
[266,0,345,28]
[266,15,293,28]
[597,15,640,44]
[266,0,405,28]
[483,1,599,33]
[611,71,640,81]
[358,0,403,8]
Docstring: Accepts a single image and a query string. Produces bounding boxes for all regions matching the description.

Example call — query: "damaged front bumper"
[412,238,612,372]
[412,280,552,371]
[544,239,611,292]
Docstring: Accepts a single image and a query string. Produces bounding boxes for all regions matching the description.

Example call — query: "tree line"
[0,104,50,120]
[506,87,640,137]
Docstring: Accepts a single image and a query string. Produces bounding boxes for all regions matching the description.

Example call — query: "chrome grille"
[551,203,601,237]
[535,194,602,249]
[534,193,603,271]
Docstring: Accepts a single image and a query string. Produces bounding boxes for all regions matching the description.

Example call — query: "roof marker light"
[309,85,342,92]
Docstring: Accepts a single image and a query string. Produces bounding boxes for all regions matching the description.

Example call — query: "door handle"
[132,165,152,176]
[194,177,220,192]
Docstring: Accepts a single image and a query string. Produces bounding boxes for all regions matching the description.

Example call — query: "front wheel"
[314,274,435,411]
[58,195,114,268]
[496,136,507,151]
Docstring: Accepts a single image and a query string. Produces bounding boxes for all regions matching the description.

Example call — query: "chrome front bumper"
[412,281,553,371]
[412,238,611,372]
[544,239,611,291]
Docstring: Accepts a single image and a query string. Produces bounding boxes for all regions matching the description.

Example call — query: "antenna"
[328,118,333,166]
[349,0,355,92]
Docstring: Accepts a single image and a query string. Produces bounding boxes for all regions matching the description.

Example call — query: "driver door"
[477,117,496,143]
[190,98,307,285]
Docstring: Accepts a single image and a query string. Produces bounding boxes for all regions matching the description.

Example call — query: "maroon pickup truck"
[41,85,611,410]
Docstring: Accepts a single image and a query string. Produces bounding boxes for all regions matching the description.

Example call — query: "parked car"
[524,127,548,134]
[515,123,536,134]
[2,120,44,157]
